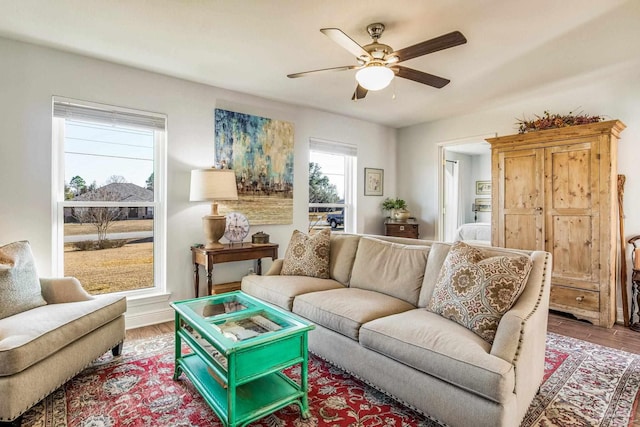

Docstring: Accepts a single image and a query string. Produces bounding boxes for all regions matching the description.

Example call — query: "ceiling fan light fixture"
[355,64,394,91]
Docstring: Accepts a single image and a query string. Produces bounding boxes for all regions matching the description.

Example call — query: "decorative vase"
[393,209,410,221]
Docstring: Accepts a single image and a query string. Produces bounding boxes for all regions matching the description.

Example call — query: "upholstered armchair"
[0,241,126,426]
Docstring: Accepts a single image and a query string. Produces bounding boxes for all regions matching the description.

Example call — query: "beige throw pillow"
[0,241,47,319]
[427,242,532,344]
[281,229,331,278]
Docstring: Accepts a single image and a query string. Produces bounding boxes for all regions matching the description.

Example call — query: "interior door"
[495,148,544,250]
[544,141,600,290]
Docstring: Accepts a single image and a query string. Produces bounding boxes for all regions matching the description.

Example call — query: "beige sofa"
[0,277,126,425]
[242,233,552,427]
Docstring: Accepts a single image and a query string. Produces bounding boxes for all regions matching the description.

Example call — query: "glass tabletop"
[172,291,311,346]
[187,293,253,319]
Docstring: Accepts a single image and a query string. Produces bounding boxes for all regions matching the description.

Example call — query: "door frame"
[436,133,496,241]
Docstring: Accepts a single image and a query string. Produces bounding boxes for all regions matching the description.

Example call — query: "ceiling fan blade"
[394,66,450,88]
[321,28,371,59]
[351,85,368,101]
[392,31,467,62]
[287,65,357,79]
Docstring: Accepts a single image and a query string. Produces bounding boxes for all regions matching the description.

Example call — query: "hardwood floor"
[125,321,173,340]
[126,312,640,424]
[547,311,640,353]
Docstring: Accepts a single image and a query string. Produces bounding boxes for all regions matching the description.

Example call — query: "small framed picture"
[476,180,491,195]
[364,168,383,196]
[474,198,491,212]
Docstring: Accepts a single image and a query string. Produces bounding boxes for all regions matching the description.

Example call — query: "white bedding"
[453,222,491,244]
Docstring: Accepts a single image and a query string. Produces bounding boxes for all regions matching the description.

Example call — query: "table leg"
[193,263,200,298]
[256,258,262,275]
[207,265,213,296]
[173,312,183,381]
[300,334,311,418]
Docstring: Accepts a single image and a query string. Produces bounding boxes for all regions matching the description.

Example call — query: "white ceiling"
[1,0,638,128]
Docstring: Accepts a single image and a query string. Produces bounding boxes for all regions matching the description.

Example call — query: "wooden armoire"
[487,120,625,327]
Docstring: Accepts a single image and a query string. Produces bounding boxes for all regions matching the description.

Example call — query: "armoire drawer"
[550,285,599,312]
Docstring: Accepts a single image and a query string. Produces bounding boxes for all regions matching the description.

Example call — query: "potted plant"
[382,197,410,221]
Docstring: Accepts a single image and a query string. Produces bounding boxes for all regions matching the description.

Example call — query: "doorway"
[437,135,493,242]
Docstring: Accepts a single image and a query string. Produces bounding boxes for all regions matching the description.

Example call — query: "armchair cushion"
[0,293,125,376]
[40,277,92,304]
[0,241,47,320]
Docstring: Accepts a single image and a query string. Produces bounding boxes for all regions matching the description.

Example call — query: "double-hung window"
[308,138,357,233]
[52,98,166,296]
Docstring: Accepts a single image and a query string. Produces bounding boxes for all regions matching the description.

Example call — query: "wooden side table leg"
[207,265,213,296]
[193,263,200,298]
[256,258,262,275]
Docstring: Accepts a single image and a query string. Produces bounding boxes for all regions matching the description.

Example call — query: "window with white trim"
[52,98,166,296]
[308,138,357,233]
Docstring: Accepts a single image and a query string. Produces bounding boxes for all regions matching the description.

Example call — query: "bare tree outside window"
[105,175,127,184]
[72,187,125,248]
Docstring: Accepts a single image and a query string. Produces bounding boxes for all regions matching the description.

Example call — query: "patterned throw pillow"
[427,242,533,344]
[0,241,47,319]
[281,229,331,279]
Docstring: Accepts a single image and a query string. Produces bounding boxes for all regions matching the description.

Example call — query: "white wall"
[397,57,640,322]
[0,37,396,328]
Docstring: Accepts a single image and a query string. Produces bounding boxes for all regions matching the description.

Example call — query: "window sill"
[125,291,172,307]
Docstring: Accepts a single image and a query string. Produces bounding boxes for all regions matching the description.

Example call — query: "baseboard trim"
[125,307,173,330]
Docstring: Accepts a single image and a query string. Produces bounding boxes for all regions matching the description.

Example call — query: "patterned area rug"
[21,332,640,427]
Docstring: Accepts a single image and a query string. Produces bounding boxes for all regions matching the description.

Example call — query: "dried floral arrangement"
[516,110,604,134]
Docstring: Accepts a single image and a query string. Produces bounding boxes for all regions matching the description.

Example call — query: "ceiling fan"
[287,23,467,100]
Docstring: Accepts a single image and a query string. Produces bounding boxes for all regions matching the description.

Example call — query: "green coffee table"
[171,291,315,427]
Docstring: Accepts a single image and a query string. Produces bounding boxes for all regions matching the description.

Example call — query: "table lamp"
[472,203,479,223]
[190,168,238,249]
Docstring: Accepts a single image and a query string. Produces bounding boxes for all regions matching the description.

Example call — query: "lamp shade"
[189,169,238,202]
[356,65,394,91]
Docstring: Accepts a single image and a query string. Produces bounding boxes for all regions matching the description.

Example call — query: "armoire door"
[493,148,544,250]
[545,141,601,291]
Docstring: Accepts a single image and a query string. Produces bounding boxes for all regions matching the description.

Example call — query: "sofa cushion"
[281,229,330,279]
[427,242,533,344]
[418,242,452,307]
[329,234,361,285]
[241,274,344,311]
[359,309,515,403]
[0,294,126,376]
[350,237,429,306]
[292,287,414,340]
[0,241,47,320]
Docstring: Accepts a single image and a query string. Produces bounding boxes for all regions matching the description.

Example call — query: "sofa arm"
[490,251,552,419]
[491,251,551,363]
[265,259,284,275]
[40,277,94,304]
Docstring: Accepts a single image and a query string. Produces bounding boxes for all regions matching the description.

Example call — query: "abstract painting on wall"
[214,108,294,225]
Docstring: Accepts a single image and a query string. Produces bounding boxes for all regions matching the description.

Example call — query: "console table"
[191,243,279,297]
